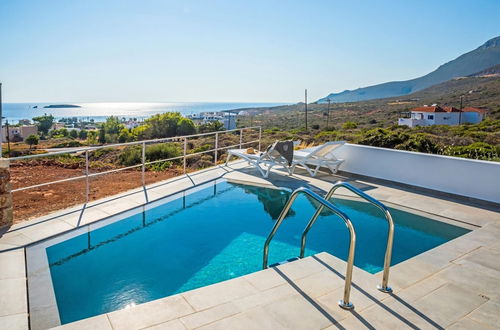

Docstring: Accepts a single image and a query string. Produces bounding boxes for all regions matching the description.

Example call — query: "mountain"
[318,36,500,103]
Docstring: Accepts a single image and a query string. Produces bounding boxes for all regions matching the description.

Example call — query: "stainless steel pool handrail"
[262,187,356,310]
[299,182,394,293]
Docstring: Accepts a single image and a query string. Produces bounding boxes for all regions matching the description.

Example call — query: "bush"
[314,130,338,142]
[69,130,78,139]
[50,140,83,148]
[50,128,69,138]
[25,134,39,149]
[441,142,500,161]
[394,133,439,153]
[119,143,182,166]
[342,121,358,129]
[78,129,88,139]
[358,128,408,148]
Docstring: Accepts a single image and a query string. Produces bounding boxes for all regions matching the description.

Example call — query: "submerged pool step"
[268,257,300,268]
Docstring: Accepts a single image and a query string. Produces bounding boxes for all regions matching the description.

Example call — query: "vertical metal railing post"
[258,127,262,151]
[85,150,89,203]
[239,128,243,149]
[214,132,219,164]
[183,137,187,174]
[141,142,146,188]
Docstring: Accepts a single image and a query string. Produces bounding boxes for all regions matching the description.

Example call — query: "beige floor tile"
[294,270,345,298]
[0,313,29,330]
[447,317,494,330]
[435,263,500,300]
[263,294,333,329]
[0,249,25,280]
[455,248,500,272]
[52,314,113,330]
[144,319,187,330]
[232,284,296,311]
[19,219,73,242]
[107,295,194,330]
[0,231,32,248]
[467,300,500,329]
[409,283,488,328]
[242,267,286,291]
[197,306,287,330]
[180,302,240,329]
[275,256,326,281]
[0,278,27,317]
[182,277,258,311]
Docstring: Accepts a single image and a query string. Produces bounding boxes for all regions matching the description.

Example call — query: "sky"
[1,0,499,103]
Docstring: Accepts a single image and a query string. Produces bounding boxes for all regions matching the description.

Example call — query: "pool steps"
[263,182,395,310]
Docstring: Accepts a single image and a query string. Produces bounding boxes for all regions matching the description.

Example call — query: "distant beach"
[2,102,287,124]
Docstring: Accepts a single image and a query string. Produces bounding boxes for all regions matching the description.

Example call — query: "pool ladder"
[262,182,395,310]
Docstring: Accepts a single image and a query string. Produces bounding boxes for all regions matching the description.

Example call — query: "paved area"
[0,160,499,329]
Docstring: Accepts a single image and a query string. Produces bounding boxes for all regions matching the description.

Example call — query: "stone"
[0,159,12,227]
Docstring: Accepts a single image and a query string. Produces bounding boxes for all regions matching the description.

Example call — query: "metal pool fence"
[9,126,262,205]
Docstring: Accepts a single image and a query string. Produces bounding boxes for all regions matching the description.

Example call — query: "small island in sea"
[43,104,81,108]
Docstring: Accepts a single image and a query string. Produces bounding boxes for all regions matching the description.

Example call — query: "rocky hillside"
[318,36,500,103]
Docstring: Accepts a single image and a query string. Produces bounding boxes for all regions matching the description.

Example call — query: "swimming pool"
[28,179,470,325]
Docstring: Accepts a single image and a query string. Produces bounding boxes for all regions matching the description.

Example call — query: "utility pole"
[5,120,10,155]
[304,89,308,131]
[326,99,331,130]
[459,95,463,124]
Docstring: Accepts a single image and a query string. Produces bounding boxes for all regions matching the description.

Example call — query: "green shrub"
[342,121,358,129]
[314,130,338,142]
[50,140,83,148]
[441,142,500,161]
[358,128,408,148]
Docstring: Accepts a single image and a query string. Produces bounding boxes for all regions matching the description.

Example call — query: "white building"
[1,125,38,142]
[398,105,486,128]
[187,112,237,130]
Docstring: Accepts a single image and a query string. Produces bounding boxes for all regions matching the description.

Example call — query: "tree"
[69,129,78,139]
[78,129,88,139]
[25,134,39,150]
[118,128,134,143]
[143,112,183,138]
[32,114,54,135]
[98,126,106,144]
[103,116,123,135]
[177,117,196,136]
[87,131,98,145]
[198,121,225,133]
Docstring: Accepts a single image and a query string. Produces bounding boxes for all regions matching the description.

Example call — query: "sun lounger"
[226,141,293,178]
[291,141,345,177]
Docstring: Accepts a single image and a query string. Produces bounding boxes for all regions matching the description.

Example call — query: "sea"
[1,102,287,124]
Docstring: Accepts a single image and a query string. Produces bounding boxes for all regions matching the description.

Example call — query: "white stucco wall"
[461,112,483,124]
[434,112,460,125]
[331,143,500,204]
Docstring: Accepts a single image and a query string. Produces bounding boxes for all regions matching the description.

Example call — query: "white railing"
[9,126,262,204]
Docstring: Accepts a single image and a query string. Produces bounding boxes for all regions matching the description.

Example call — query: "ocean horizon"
[1,102,288,124]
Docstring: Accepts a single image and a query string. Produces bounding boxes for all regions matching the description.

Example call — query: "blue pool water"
[46,180,469,324]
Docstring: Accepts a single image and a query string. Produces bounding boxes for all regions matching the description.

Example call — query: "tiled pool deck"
[1,160,499,329]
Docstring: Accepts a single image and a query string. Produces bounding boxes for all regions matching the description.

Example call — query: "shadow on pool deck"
[272,255,444,330]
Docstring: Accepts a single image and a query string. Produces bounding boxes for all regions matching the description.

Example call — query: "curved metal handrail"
[299,182,394,293]
[262,187,356,310]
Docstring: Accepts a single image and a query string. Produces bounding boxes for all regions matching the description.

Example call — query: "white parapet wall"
[331,143,500,204]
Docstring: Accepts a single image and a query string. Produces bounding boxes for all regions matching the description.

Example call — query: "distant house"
[18,119,32,125]
[186,112,237,130]
[1,125,38,142]
[398,105,486,127]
